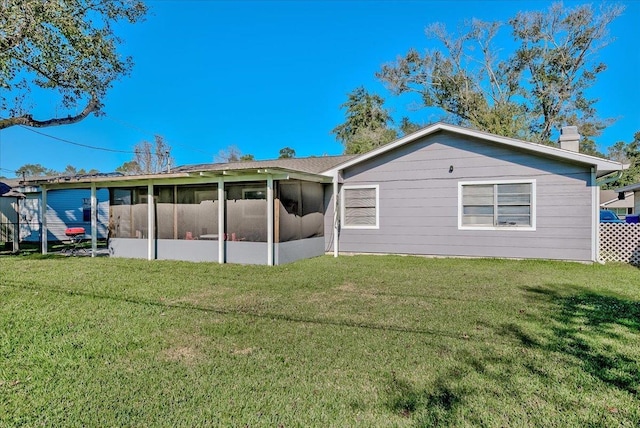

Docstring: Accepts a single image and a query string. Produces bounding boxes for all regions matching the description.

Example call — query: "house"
[323,123,626,263]
[600,189,635,219]
[0,181,23,250]
[20,123,626,264]
[615,182,640,215]
[9,176,110,243]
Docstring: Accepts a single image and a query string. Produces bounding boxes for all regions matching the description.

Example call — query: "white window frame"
[341,184,379,229]
[458,180,536,231]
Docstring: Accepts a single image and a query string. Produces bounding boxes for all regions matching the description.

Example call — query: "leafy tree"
[62,165,79,176]
[115,161,142,176]
[377,3,623,145]
[133,135,173,174]
[15,163,55,177]
[332,87,397,154]
[239,154,255,162]
[61,165,98,176]
[278,147,296,159]
[0,0,146,129]
[60,165,100,176]
[398,117,422,136]
[603,132,640,189]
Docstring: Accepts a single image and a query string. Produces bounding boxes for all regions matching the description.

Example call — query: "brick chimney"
[559,126,580,152]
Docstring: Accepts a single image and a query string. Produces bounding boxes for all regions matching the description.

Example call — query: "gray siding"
[109,238,148,259]
[157,239,219,262]
[275,237,325,264]
[325,131,595,262]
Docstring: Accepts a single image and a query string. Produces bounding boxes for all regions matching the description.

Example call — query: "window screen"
[342,186,378,228]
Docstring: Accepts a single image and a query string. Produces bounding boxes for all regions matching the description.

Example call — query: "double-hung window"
[341,185,379,229]
[459,180,535,230]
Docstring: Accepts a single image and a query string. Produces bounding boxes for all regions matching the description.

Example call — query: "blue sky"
[0,0,639,177]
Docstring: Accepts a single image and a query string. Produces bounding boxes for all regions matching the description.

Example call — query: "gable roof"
[600,189,634,208]
[321,122,627,178]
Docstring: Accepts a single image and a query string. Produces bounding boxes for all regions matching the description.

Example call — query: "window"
[459,181,535,230]
[82,198,91,222]
[608,207,632,218]
[242,188,266,200]
[341,185,379,229]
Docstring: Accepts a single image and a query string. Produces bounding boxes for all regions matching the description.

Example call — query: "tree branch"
[0,97,100,129]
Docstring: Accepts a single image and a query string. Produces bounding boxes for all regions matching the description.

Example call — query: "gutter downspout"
[595,170,624,187]
[591,167,599,263]
[333,170,339,258]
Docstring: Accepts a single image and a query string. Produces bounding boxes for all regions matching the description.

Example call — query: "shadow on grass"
[518,285,640,395]
[382,285,640,425]
[0,278,461,339]
[385,369,463,426]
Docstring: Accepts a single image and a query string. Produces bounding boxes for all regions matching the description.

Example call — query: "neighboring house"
[615,182,640,214]
[600,189,635,219]
[0,181,23,249]
[10,176,110,242]
[19,123,626,264]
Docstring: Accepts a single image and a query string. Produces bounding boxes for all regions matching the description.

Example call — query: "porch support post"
[217,177,225,264]
[333,171,339,258]
[267,175,274,266]
[90,183,97,257]
[41,186,48,254]
[147,183,155,260]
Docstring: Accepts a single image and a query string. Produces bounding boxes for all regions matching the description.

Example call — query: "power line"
[19,126,137,154]
[104,115,213,156]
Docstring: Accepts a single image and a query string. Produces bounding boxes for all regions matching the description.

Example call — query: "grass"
[0,254,638,427]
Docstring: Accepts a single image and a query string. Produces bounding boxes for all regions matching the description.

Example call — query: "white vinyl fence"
[599,223,640,266]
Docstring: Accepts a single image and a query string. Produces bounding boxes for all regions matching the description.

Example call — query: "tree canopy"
[331,87,397,154]
[0,0,146,130]
[278,147,296,159]
[13,163,98,177]
[15,163,56,177]
[377,3,623,147]
[603,131,640,189]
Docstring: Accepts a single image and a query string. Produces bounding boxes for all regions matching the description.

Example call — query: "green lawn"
[1,254,638,427]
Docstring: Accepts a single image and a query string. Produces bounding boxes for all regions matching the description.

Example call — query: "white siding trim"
[341,184,379,229]
[322,122,627,177]
[458,179,536,231]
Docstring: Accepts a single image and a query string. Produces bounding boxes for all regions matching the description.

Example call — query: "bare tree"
[133,135,173,174]
[215,145,243,163]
